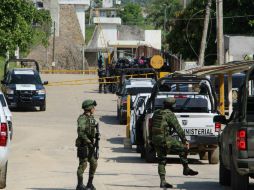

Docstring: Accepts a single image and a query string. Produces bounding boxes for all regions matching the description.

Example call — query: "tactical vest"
[77,114,97,145]
[151,109,172,145]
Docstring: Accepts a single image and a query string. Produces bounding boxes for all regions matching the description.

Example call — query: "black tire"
[219,155,230,186]
[199,151,208,160]
[140,145,145,159]
[230,157,249,190]
[119,113,124,125]
[145,144,156,163]
[136,145,141,153]
[117,108,119,118]
[208,147,219,164]
[0,162,7,189]
[40,103,46,111]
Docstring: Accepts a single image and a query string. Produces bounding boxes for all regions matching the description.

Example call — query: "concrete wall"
[145,30,161,50]
[225,35,254,62]
[118,25,144,41]
[28,4,86,69]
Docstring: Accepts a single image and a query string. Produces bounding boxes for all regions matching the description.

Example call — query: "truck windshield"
[10,74,42,84]
[155,96,210,113]
[154,81,213,113]
[125,87,152,95]
[0,95,7,107]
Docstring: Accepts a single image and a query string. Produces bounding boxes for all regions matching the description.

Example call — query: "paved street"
[4,74,238,190]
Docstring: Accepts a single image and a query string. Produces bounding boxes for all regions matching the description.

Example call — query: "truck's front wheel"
[231,157,249,190]
[40,102,46,111]
[208,147,219,164]
[0,162,7,189]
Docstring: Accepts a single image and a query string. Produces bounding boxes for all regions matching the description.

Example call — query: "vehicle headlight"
[36,89,46,95]
[6,88,14,95]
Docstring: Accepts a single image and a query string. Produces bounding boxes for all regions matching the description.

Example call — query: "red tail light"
[215,122,221,132]
[237,129,247,150]
[0,123,8,146]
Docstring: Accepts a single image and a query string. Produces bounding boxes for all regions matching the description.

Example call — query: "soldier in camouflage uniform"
[152,97,198,188]
[76,100,98,190]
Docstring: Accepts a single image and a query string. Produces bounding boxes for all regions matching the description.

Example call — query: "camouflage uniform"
[152,97,198,188]
[76,100,98,190]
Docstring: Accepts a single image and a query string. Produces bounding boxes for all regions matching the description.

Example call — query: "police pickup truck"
[1,59,48,111]
[214,65,254,190]
[141,74,220,163]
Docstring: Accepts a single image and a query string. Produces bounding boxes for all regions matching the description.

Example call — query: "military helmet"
[82,99,97,110]
[163,97,176,106]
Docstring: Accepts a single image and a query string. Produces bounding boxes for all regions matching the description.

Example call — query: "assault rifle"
[94,124,100,159]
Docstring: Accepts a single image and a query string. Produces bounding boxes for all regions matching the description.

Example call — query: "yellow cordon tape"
[41,69,98,74]
[47,73,156,86]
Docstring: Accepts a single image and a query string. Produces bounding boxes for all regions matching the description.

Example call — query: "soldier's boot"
[183,165,198,176]
[160,181,173,188]
[76,176,85,190]
[85,177,96,190]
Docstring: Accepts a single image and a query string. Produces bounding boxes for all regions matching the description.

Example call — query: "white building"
[224,35,254,63]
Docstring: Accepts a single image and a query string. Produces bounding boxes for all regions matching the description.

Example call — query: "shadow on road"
[111,147,137,154]
[28,188,74,190]
[11,107,38,112]
[99,115,119,125]
[177,181,222,190]
[106,184,158,188]
[106,156,146,164]
[107,137,124,144]
[166,157,203,165]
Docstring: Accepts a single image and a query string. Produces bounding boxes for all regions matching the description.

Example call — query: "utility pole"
[52,21,56,73]
[216,0,224,65]
[216,0,225,115]
[198,0,212,66]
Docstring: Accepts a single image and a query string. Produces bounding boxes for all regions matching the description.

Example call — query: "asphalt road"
[5,74,249,190]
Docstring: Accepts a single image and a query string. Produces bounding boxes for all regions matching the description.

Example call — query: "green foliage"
[166,0,254,64]
[0,0,51,56]
[147,0,182,29]
[85,25,96,44]
[121,0,151,6]
[0,56,5,79]
[120,3,144,25]
[146,0,182,50]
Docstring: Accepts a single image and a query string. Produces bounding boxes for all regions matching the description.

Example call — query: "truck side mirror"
[213,115,227,125]
[43,81,48,85]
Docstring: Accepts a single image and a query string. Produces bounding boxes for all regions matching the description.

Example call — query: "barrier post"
[219,74,225,115]
[124,95,132,149]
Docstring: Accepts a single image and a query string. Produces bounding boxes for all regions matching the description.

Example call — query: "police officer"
[76,100,98,190]
[152,97,198,188]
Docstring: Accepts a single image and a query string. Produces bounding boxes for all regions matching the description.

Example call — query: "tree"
[120,3,144,25]
[146,0,182,49]
[0,0,51,56]
[168,0,254,65]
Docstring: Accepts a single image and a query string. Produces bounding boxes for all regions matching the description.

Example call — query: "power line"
[168,14,254,21]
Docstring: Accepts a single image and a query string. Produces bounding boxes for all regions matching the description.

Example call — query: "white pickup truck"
[141,75,220,164]
[0,102,11,188]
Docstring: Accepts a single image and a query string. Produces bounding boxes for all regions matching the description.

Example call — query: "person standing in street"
[152,97,198,189]
[76,100,99,190]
